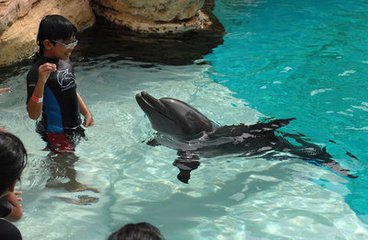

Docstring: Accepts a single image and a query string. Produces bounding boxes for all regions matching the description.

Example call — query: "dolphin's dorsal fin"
[267,118,296,129]
[246,118,295,133]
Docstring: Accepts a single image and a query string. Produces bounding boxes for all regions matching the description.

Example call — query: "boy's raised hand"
[83,113,94,127]
[6,191,23,221]
[38,63,56,84]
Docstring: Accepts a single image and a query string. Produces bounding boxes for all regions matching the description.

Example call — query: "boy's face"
[46,35,78,60]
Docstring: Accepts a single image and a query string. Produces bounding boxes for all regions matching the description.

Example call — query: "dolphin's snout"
[135,92,142,102]
[136,91,167,114]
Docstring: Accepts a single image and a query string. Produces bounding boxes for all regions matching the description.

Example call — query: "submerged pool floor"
[0,60,366,239]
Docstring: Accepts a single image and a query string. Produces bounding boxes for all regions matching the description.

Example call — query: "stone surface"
[92,0,211,33]
[94,0,205,21]
[0,0,223,67]
[0,0,95,66]
[0,0,39,34]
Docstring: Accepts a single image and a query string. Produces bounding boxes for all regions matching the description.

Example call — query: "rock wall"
[0,0,221,67]
[92,0,210,33]
[0,0,95,66]
[0,0,38,34]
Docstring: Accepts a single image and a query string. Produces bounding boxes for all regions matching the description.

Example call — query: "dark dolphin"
[136,91,356,183]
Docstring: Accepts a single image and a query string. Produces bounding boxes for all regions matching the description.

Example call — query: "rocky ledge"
[0,0,224,67]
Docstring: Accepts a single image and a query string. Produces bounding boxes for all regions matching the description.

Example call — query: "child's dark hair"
[36,14,77,56]
[108,222,164,240]
[0,132,27,195]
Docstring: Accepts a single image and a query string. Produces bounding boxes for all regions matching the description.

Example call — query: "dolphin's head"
[135,91,214,137]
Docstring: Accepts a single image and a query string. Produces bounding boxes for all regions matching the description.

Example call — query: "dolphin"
[136,91,356,183]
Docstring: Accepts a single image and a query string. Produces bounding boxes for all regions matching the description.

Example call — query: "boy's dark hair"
[108,222,164,240]
[0,132,27,195]
[36,14,77,56]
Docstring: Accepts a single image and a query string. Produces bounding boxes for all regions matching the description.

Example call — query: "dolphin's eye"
[186,111,199,121]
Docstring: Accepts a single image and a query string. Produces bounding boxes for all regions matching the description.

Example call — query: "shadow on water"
[0,60,31,84]
[0,11,224,82]
[73,16,224,66]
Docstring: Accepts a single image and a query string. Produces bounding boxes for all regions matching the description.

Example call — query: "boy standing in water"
[26,15,98,193]
[26,15,94,153]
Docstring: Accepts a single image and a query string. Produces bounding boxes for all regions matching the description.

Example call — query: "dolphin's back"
[212,118,295,137]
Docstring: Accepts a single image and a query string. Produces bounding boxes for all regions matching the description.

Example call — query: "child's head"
[36,15,78,60]
[0,132,27,196]
[108,222,164,240]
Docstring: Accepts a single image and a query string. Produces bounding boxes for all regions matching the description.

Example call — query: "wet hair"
[36,14,77,56]
[108,222,164,240]
[0,132,27,195]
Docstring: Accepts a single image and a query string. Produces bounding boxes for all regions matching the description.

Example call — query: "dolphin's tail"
[321,159,357,178]
[279,134,358,179]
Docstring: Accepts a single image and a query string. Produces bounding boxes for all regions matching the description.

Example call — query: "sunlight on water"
[0,58,367,239]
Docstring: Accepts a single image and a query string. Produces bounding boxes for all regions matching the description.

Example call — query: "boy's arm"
[5,191,22,222]
[77,92,94,127]
[27,63,56,119]
[27,79,45,119]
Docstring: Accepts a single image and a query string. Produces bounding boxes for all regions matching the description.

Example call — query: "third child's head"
[0,132,27,197]
[108,222,164,240]
[37,15,78,60]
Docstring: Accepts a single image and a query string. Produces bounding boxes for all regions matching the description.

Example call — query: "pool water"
[0,0,367,239]
[206,0,368,225]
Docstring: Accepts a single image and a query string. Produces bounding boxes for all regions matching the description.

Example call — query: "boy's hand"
[5,191,23,221]
[7,191,22,207]
[83,113,94,127]
[38,63,56,84]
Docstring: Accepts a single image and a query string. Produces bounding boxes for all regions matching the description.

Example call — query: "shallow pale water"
[0,59,367,240]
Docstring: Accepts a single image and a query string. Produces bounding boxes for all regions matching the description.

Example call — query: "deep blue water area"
[206,0,368,222]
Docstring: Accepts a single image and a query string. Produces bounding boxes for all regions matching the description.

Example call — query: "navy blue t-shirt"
[0,219,22,240]
[26,56,81,133]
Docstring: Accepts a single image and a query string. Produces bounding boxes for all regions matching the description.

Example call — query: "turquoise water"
[0,1,367,239]
[0,61,367,239]
[1,59,367,239]
[206,0,368,223]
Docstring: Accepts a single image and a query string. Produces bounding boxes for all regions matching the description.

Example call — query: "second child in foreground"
[0,131,27,240]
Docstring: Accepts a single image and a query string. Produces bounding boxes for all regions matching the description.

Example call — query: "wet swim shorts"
[36,121,85,154]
